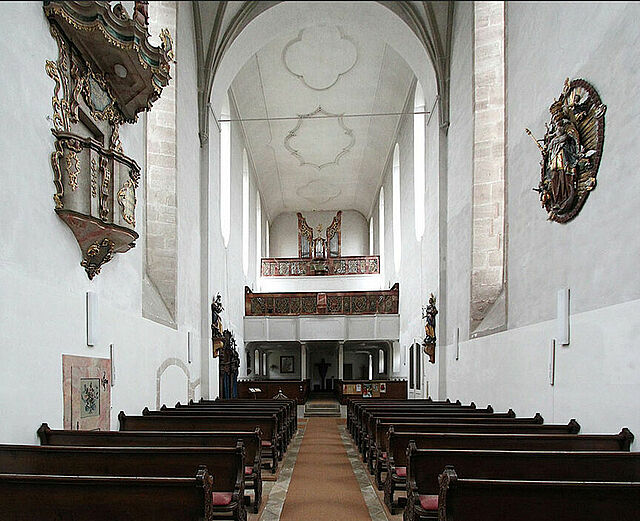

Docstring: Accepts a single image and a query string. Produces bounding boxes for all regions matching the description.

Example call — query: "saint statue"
[422,293,437,364]
[211,294,224,358]
[544,101,581,213]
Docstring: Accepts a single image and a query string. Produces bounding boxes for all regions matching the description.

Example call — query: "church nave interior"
[0,1,639,520]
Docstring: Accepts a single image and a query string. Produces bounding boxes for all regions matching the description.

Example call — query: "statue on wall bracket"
[422,293,438,364]
[526,78,606,223]
[211,294,224,358]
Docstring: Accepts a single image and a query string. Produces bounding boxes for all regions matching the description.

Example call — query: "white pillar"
[338,342,344,379]
[300,342,307,380]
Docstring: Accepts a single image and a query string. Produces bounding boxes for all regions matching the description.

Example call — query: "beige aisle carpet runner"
[278,417,373,521]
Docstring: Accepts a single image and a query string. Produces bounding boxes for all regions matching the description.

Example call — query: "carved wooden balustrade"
[261,255,380,277]
[245,283,399,316]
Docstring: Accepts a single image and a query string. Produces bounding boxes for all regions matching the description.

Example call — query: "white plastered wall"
[0,3,203,442]
[443,1,640,447]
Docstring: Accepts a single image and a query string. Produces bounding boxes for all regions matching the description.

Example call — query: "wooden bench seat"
[0,443,246,520]
[358,409,518,457]
[158,404,293,446]
[437,467,640,521]
[183,399,298,435]
[146,407,290,452]
[383,428,634,513]
[0,470,216,521]
[371,419,580,488]
[37,424,263,513]
[354,406,499,446]
[119,411,280,473]
[350,402,474,439]
[348,399,466,432]
[405,447,640,521]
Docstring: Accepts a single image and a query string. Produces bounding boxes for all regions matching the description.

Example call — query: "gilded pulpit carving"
[43,1,172,278]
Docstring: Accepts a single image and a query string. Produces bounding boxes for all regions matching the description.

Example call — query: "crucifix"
[315,358,331,391]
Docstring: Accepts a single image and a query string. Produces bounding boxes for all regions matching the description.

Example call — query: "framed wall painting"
[62,354,111,430]
[280,355,295,374]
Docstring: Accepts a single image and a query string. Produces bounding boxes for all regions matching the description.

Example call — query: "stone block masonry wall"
[470,1,505,336]
[145,1,178,325]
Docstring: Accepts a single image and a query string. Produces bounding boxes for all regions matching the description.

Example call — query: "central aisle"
[278,417,374,521]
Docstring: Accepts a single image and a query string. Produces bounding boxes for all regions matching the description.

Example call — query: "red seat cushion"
[212,492,232,506]
[395,466,407,477]
[261,440,272,447]
[244,466,253,476]
[419,494,438,510]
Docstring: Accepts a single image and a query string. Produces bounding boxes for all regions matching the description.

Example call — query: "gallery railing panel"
[245,283,399,316]
[261,256,380,277]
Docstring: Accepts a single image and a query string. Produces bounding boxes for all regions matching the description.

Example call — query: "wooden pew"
[0,443,246,521]
[405,447,640,521]
[437,467,640,521]
[37,423,263,513]
[354,405,495,446]
[119,411,280,473]
[185,398,298,435]
[349,400,470,438]
[371,418,580,488]
[347,399,465,437]
[383,428,634,513]
[147,406,290,452]
[0,469,215,521]
[164,402,294,445]
[358,409,518,457]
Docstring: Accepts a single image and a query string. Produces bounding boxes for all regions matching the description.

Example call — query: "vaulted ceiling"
[191,1,454,218]
[229,25,414,218]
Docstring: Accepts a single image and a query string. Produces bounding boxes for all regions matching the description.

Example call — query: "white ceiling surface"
[230,24,415,220]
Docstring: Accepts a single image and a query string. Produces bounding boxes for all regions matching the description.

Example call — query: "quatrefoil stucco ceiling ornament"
[282,26,358,90]
[284,106,356,170]
[297,180,341,206]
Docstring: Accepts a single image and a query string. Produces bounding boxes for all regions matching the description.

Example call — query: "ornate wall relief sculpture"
[43,1,172,278]
[527,78,606,223]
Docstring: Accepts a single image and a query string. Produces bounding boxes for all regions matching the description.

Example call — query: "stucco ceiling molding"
[193,1,455,146]
[297,180,341,206]
[284,106,356,170]
[282,26,358,91]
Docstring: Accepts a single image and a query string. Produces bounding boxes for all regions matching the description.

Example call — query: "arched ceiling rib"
[192,1,454,146]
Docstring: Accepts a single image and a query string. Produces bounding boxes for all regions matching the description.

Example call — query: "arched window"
[414,81,426,240]
[256,194,262,280]
[378,348,385,374]
[242,149,249,276]
[254,348,260,375]
[378,187,385,269]
[220,98,231,248]
[392,144,401,272]
[369,217,374,256]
